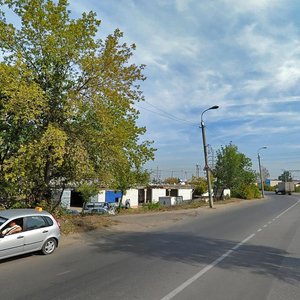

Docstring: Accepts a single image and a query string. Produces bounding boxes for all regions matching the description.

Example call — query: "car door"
[23,216,50,253]
[0,231,25,259]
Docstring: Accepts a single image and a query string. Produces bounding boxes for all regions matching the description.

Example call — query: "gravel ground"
[60,200,245,247]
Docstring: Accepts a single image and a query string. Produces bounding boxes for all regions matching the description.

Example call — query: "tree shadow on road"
[88,230,300,285]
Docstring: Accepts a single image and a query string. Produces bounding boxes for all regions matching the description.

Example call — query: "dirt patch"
[107,209,203,232]
[58,198,252,247]
[59,198,244,237]
[58,214,118,235]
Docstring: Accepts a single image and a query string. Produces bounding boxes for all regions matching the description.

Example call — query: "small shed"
[159,196,183,207]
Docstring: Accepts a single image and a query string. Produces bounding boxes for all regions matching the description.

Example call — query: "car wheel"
[41,238,57,255]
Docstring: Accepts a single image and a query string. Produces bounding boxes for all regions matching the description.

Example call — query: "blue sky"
[73,0,299,181]
[4,0,300,180]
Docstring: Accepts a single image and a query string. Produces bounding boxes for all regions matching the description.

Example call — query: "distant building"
[61,185,193,209]
[265,179,281,187]
[265,179,300,188]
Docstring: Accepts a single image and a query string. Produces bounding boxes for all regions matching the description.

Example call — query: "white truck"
[275,182,295,195]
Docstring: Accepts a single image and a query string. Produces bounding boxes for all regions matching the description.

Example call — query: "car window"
[25,216,49,231]
[44,216,53,226]
[85,203,104,209]
[0,216,8,226]
[1,217,23,235]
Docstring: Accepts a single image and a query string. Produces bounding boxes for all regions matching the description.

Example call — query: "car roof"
[0,209,52,219]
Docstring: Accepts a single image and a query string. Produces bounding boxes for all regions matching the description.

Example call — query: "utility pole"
[196,164,200,178]
[287,170,300,180]
[155,166,162,183]
[201,105,219,209]
[258,147,267,198]
[207,144,215,170]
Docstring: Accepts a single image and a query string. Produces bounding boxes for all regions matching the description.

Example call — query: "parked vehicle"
[65,209,80,215]
[86,206,117,215]
[82,201,105,213]
[89,208,110,215]
[275,182,295,195]
[0,208,60,260]
[83,201,116,215]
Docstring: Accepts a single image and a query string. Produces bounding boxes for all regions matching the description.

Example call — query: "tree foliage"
[214,143,257,198]
[260,166,270,182]
[256,166,270,188]
[164,177,180,185]
[278,170,293,182]
[0,0,155,206]
[110,164,150,198]
[189,176,207,196]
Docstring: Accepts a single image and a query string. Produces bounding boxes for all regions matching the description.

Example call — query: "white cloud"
[275,60,300,89]
[223,0,282,13]
[6,0,298,179]
[237,23,274,56]
[175,0,194,12]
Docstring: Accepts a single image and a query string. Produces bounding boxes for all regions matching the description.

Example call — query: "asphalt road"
[1,193,300,300]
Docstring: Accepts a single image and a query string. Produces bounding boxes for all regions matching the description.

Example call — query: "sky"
[3,0,300,181]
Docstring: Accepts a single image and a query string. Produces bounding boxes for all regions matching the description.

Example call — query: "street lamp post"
[201,105,219,208]
[258,146,267,198]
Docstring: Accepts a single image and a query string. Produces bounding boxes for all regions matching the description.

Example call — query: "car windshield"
[0,216,8,226]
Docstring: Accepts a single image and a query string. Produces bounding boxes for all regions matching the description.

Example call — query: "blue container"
[105,191,122,203]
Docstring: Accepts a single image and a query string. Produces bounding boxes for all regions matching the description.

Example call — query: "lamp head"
[257,146,268,156]
[201,105,219,121]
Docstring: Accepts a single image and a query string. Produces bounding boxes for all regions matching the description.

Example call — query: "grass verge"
[58,198,243,235]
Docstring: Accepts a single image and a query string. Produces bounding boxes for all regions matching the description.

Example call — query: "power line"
[135,101,198,126]
[144,100,197,125]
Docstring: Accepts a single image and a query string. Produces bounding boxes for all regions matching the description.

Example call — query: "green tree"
[261,166,270,182]
[0,0,155,207]
[164,177,180,185]
[189,176,207,196]
[278,171,293,182]
[110,163,150,209]
[214,143,257,199]
[76,182,99,204]
[0,63,47,204]
[256,166,270,190]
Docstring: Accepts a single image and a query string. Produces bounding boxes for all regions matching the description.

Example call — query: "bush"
[264,184,276,192]
[142,202,162,211]
[232,184,261,199]
[10,201,31,209]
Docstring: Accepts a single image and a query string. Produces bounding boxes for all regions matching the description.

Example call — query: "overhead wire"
[136,99,228,156]
[135,100,198,126]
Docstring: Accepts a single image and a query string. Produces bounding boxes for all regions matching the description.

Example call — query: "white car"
[0,208,61,260]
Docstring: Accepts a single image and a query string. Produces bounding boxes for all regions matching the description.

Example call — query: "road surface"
[1,193,300,299]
